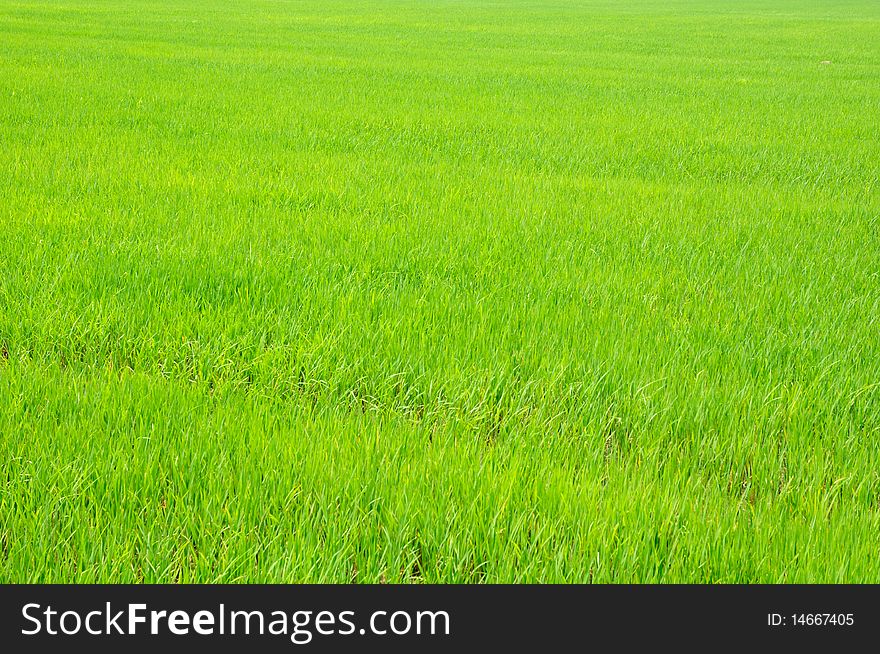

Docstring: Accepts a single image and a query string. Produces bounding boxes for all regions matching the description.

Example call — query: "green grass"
[1,0,879,583]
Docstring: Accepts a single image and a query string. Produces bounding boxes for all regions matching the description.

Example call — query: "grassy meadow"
[1,0,879,582]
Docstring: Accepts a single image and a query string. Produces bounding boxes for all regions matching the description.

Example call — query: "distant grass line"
[1,0,879,582]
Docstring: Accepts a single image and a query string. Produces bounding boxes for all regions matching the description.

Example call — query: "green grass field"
[1,0,879,583]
